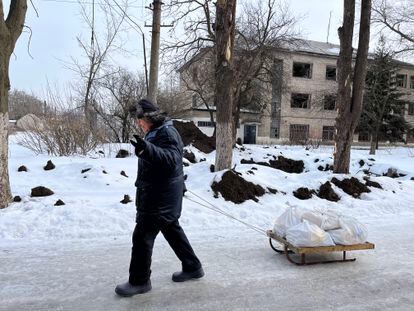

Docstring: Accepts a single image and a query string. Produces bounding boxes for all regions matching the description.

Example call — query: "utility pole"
[145,0,173,104]
[147,0,162,104]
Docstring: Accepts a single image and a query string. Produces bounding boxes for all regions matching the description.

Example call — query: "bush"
[19,114,106,156]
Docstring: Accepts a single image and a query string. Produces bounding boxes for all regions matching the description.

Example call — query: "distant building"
[179,39,414,144]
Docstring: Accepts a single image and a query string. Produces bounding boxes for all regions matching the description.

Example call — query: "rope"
[185,189,268,237]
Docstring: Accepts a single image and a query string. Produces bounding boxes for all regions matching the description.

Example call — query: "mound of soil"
[116,149,130,158]
[363,177,383,189]
[54,199,65,206]
[120,195,132,204]
[18,165,27,172]
[317,182,340,202]
[183,150,196,163]
[211,170,265,204]
[31,186,54,197]
[270,156,304,173]
[44,160,55,171]
[173,120,215,154]
[331,177,371,198]
[13,196,22,202]
[293,187,315,200]
[267,187,278,194]
[318,164,333,171]
[241,156,304,174]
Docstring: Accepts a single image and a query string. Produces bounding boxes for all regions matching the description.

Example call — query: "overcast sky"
[6,0,345,99]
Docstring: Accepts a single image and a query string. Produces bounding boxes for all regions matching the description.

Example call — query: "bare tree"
[66,1,128,129]
[372,0,414,55]
[0,0,27,209]
[333,0,372,173]
[8,89,47,119]
[96,68,145,143]
[169,0,299,146]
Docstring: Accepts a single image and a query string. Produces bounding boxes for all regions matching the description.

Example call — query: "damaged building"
[178,39,414,144]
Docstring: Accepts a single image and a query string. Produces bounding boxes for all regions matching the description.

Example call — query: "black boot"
[172,267,205,282]
[115,280,152,297]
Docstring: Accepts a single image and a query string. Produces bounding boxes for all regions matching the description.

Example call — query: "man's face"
[136,118,152,133]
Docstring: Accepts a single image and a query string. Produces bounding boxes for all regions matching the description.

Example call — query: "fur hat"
[129,99,159,119]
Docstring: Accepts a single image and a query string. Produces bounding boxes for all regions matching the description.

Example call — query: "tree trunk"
[0,72,12,208]
[214,0,237,171]
[369,134,376,155]
[333,0,372,173]
[0,0,28,209]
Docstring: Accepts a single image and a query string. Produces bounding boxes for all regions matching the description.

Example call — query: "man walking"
[115,99,204,297]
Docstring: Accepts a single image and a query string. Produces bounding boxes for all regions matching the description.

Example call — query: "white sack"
[328,217,368,245]
[304,209,341,231]
[286,220,335,247]
[273,207,302,237]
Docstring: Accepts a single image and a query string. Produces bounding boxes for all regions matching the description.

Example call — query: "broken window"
[326,66,337,80]
[323,95,336,110]
[289,124,309,142]
[322,126,335,141]
[292,62,312,78]
[410,76,414,89]
[396,74,407,88]
[291,93,310,109]
[409,103,414,115]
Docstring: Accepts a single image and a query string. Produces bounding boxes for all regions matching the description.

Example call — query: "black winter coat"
[135,120,184,222]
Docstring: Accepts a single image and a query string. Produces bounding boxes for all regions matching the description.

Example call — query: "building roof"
[279,39,343,57]
[179,39,414,71]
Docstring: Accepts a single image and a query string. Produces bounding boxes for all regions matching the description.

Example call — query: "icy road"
[1,214,414,311]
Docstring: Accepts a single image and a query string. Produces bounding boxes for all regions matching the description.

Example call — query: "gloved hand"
[130,134,146,156]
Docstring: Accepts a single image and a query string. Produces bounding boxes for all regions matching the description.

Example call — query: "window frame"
[197,121,215,127]
[323,94,336,110]
[322,126,335,141]
[291,93,311,109]
[325,66,337,81]
[292,62,313,79]
[396,74,407,88]
[289,124,310,142]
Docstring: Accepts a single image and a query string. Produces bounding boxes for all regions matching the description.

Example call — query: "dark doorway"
[244,125,257,144]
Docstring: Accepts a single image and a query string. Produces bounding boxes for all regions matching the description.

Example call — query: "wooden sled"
[267,230,375,266]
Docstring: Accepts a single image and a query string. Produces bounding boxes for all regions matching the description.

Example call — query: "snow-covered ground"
[1,135,414,310]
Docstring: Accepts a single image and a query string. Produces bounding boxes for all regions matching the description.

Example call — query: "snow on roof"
[280,39,344,57]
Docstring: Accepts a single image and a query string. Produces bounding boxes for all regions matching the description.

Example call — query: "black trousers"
[129,214,202,285]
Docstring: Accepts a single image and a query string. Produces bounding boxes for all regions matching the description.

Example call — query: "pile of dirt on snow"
[331,177,371,198]
[44,160,55,171]
[363,177,383,189]
[211,170,265,204]
[317,164,333,171]
[183,150,196,163]
[31,186,54,197]
[173,120,215,153]
[293,187,315,200]
[241,156,304,174]
[317,181,340,202]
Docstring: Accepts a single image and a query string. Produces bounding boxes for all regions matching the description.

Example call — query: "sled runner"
[267,230,375,265]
